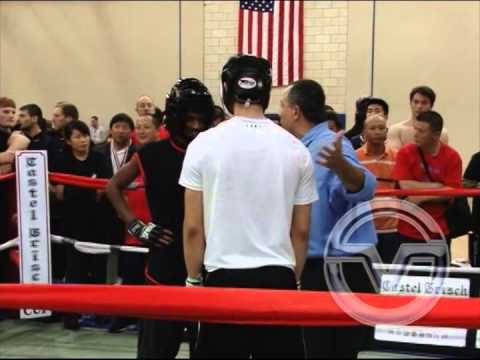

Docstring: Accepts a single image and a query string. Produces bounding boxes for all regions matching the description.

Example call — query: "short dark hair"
[410,86,436,106]
[417,110,443,134]
[91,116,99,121]
[288,79,326,124]
[325,105,343,129]
[110,113,134,130]
[151,107,164,128]
[65,121,90,140]
[20,104,47,132]
[57,103,79,121]
[367,98,389,115]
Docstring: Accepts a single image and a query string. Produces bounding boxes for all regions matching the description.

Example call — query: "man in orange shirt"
[356,114,398,263]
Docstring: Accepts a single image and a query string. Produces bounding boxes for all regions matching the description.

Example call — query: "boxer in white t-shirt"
[180,55,318,359]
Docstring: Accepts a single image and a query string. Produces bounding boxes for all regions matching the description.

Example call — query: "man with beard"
[18,104,55,159]
[107,78,214,359]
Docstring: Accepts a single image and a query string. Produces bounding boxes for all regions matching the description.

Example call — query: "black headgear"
[221,55,272,115]
[164,78,214,137]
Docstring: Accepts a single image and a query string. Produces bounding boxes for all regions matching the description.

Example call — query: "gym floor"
[0,319,439,359]
[0,320,188,359]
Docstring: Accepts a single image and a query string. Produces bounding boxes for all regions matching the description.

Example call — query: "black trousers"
[301,258,374,359]
[119,252,146,286]
[377,233,400,264]
[65,247,107,285]
[137,264,191,359]
[138,316,194,359]
[195,266,305,359]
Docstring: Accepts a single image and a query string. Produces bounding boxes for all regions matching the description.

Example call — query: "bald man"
[387,86,448,150]
[135,96,155,117]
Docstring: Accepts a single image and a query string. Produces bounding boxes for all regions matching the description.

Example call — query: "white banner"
[15,151,52,319]
[376,325,467,348]
[375,275,470,347]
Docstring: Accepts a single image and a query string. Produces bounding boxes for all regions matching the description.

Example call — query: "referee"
[180,55,318,358]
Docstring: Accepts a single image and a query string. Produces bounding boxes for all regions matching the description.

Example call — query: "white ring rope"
[0,235,149,255]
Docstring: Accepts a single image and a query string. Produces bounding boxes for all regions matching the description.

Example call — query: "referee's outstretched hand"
[317,130,346,172]
[128,219,174,248]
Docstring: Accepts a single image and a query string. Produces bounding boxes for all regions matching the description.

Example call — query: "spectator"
[0,97,30,174]
[345,96,370,146]
[181,55,315,358]
[211,105,226,127]
[135,114,161,146]
[393,110,462,254]
[388,86,448,150]
[48,102,80,282]
[95,113,135,179]
[280,79,377,358]
[49,102,80,166]
[89,116,107,145]
[18,104,55,158]
[325,105,343,133]
[350,97,389,149]
[95,113,135,269]
[463,153,480,234]
[135,95,155,116]
[52,121,108,330]
[356,114,398,263]
[107,78,214,358]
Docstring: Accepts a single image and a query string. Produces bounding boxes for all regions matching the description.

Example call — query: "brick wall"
[203,0,349,114]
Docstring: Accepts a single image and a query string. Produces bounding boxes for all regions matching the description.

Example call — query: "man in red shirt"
[393,111,462,255]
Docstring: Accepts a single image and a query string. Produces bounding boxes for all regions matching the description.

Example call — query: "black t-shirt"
[137,139,187,284]
[53,150,106,217]
[0,130,10,245]
[47,130,67,171]
[465,152,480,232]
[0,129,10,152]
[28,131,55,163]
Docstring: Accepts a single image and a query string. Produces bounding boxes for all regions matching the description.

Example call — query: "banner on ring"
[15,151,52,319]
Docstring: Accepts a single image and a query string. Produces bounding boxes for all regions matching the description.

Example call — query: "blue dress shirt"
[302,122,378,258]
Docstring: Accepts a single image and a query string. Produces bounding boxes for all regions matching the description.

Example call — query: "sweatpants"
[194,266,305,359]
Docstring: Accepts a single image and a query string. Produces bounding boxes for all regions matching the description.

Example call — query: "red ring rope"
[1,172,480,197]
[0,173,15,182]
[0,284,480,328]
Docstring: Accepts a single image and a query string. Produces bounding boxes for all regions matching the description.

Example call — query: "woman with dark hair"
[53,121,108,330]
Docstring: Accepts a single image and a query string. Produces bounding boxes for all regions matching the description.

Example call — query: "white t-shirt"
[179,116,318,272]
[90,126,107,145]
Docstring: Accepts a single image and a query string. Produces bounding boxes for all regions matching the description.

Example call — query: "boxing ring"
[2,169,480,357]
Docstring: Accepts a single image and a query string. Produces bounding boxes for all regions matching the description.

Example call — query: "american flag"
[238,0,304,87]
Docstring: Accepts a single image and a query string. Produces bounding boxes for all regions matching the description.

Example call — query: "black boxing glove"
[127,219,173,248]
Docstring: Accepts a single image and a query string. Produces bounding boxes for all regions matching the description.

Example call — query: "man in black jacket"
[95,113,136,331]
